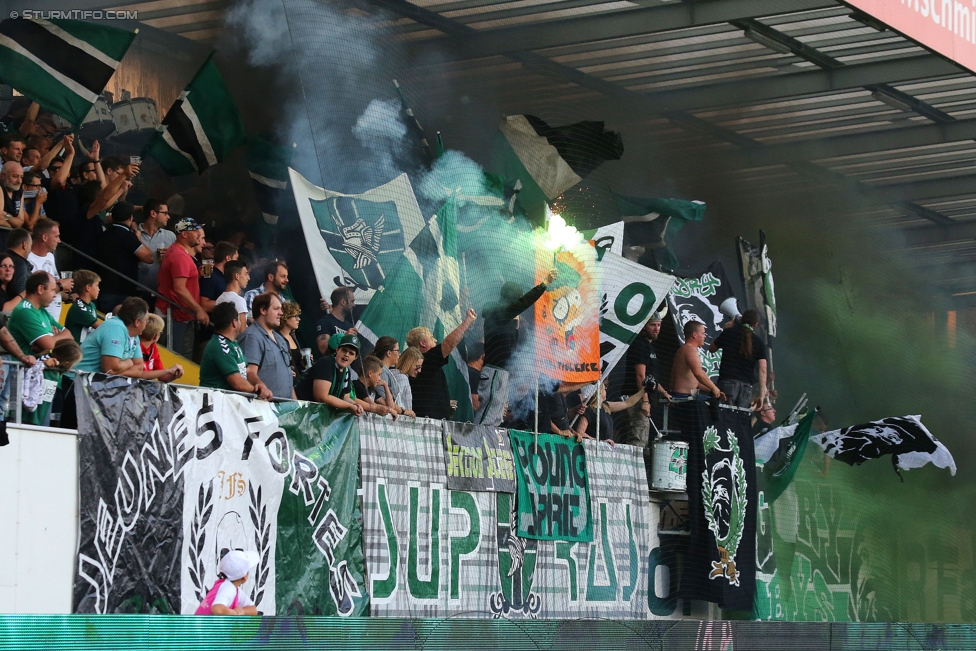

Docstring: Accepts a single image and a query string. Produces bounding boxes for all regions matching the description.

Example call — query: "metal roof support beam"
[674,120,976,170]
[902,221,976,248]
[404,0,839,56]
[647,56,961,113]
[375,0,960,226]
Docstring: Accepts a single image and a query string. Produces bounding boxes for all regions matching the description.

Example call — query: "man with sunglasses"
[137,198,176,292]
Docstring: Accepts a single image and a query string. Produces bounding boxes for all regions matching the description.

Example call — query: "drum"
[650,440,688,492]
[110,98,159,135]
[79,96,114,139]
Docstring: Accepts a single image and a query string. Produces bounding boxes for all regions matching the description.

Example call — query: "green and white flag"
[144,53,245,176]
[0,18,134,126]
[290,168,427,304]
[492,115,623,223]
[616,195,706,271]
[757,412,816,504]
[594,251,675,381]
[356,194,473,422]
[583,221,624,259]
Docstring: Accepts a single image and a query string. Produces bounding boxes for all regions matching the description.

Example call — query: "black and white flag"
[667,261,736,379]
[811,415,956,478]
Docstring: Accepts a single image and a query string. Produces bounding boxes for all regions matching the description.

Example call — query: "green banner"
[509,430,593,542]
[272,402,367,616]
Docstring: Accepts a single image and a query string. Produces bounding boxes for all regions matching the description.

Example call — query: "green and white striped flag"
[492,115,623,223]
[0,18,134,126]
[356,195,474,422]
[144,53,245,176]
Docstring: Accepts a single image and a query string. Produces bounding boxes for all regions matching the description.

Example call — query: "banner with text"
[362,417,655,618]
[443,422,516,493]
[73,376,366,616]
[510,430,593,542]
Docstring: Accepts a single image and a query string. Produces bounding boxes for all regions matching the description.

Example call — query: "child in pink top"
[195,549,260,616]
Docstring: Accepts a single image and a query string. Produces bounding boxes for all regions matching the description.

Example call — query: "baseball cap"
[330,332,361,353]
[174,217,203,233]
[218,549,260,581]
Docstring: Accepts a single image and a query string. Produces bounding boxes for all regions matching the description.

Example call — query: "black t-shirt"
[583,406,615,441]
[199,268,227,301]
[467,365,482,396]
[541,390,571,432]
[353,379,378,402]
[713,326,767,383]
[44,185,79,239]
[3,188,21,217]
[411,345,451,419]
[7,249,31,297]
[621,336,658,396]
[315,312,354,341]
[96,223,143,294]
[295,355,356,402]
[74,204,105,258]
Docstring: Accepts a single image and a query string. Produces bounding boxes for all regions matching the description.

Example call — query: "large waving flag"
[290,168,427,304]
[492,115,623,223]
[144,53,245,176]
[0,18,135,126]
[757,411,816,503]
[616,195,706,272]
[811,415,956,478]
[356,195,474,421]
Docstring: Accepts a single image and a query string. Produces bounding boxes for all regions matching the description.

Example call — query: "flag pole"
[534,376,540,449]
[393,79,434,167]
[595,378,601,455]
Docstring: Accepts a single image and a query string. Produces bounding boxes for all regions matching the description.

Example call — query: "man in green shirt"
[200,302,271,399]
[7,271,75,425]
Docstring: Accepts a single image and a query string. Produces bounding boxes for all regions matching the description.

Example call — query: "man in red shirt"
[156,217,209,359]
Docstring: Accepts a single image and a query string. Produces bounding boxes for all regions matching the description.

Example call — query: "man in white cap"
[616,309,672,447]
[196,549,260,616]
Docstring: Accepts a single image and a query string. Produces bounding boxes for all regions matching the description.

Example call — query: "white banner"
[177,390,286,615]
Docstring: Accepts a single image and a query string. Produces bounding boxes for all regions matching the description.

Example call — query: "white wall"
[0,424,78,614]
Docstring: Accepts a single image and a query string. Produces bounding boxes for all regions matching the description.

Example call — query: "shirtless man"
[670,320,726,401]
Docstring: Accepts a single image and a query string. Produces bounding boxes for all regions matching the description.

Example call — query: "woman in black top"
[276,301,308,381]
[572,382,650,445]
[709,309,767,410]
[0,253,21,311]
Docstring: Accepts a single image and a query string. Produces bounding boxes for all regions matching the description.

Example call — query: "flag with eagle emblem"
[290,169,428,303]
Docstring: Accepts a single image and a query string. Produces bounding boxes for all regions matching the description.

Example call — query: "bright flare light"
[542,207,584,251]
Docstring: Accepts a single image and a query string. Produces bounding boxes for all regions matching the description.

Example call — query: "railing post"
[13,362,21,425]
[166,309,173,351]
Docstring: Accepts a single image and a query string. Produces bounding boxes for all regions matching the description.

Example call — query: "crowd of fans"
[0,101,773,448]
